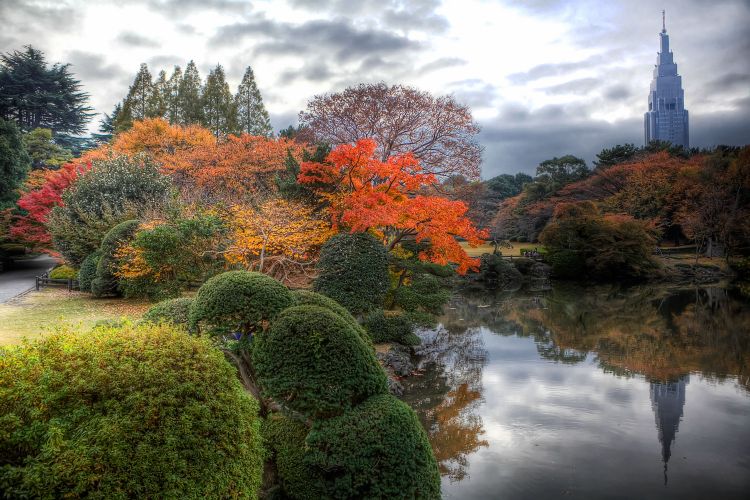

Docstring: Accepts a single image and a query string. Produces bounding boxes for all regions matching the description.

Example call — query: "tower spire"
[662,9,666,33]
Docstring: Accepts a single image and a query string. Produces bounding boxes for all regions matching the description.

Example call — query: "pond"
[402,283,750,499]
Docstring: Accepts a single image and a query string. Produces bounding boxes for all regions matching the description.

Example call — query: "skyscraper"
[644,11,689,148]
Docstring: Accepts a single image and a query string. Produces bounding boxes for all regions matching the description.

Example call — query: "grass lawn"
[0,288,152,345]
[459,241,541,257]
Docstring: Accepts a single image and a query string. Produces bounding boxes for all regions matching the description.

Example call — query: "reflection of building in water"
[650,375,689,484]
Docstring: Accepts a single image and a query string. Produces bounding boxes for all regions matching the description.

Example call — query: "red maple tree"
[299,138,487,273]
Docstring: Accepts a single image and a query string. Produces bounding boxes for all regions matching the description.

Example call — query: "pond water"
[402,284,750,499]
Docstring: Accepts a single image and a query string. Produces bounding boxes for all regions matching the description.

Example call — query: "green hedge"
[91,220,139,297]
[392,273,451,314]
[189,271,293,336]
[253,305,388,419]
[142,297,194,328]
[314,232,390,315]
[306,394,440,499]
[49,264,77,280]
[263,415,323,500]
[0,323,264,498]
[362,310,420,346]
[290,289,370,344]
[77,251,100,292]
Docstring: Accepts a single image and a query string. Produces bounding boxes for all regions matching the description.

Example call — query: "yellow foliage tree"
[224,199,334,283]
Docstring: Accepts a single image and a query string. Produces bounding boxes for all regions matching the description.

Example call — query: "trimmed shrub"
[362,310,419,346]
[290,289,370,343]
[314,232,390,315]
[91,220,139,297]
[77,250,100,292]
[263,415,324,500]
[142,297,194,328]
[189,270,293,336]
[49,264,77,280]
[306,394,440,499]
[0,323,264,499]
[253,305,388,419]
[473,253,523,288]
[392,273,451,314]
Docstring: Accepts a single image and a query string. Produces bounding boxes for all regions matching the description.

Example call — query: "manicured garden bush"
[392,273,451,314]
[290,289,370,343]
[142,297,194,328]
[77,250,100,291]
[189,270,293,336]
[253,305,388,419]
[362,310,420,346]
[0,323,264,499]
[49,264,77,280]
[263,414,324,500]
[305,393,440,499]
[474,253,523,287]
[314,232,390,315]
[90,219,139,297]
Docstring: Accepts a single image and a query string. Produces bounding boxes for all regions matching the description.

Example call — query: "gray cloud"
[507,54,609,84]
[65,51,129,83]
[542,77,600,95]
[116,32,159,48]
[419,57,466,74]
[277,62,335,85]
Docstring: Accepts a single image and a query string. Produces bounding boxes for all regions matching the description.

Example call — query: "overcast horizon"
[2,0,749,178]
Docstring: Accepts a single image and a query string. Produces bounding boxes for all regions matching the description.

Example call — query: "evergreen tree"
[119,63,154,129]
[235,66,272,137]
[177,61,203,125]
[166,66,182,124]
[0,46,93,135]
[93,103,121,143]
[0,118,31,209]
[202,64,236,138]
[149,70,169,119]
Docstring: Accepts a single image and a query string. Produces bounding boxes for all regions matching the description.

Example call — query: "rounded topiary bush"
[253,305,388,419]
[189,270,293,336]
[314,232,390,316]
[362,310,419,346]
[263,414,324,500]
[77,250,100,292]
[306,393,440,499]
[91,219,140,297]
[142,297,194,328]
[290,289,370,343]
[392,273,451,314]
[0,323,264,499]
[49,264,77,280]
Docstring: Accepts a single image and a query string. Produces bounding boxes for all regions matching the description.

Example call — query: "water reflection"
[404,284,750,498]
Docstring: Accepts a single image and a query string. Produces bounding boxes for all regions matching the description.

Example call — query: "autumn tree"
[299,138,487,273]
[223,198,334,283]
[299,83,482,179]
[111,118,214,166]
[235,66,272,137]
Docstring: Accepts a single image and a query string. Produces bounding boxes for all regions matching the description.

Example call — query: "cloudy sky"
[2,0,749,178]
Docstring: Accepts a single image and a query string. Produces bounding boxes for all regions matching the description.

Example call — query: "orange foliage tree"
[298,138,487,273]
[224,199,334,283]
[113,118,308,200]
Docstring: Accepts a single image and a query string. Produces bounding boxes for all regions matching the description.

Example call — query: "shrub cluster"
[254,305,388,419]
[90,219,139,297]
[290,289,370,343]
[0,323,264,498]
[363,309,420,346]
[142,297,194,328]
[189,270,293,336]
[314,232,390,315]
[77,250,100,291]
[49,264,77,280]
[392,273,451,314]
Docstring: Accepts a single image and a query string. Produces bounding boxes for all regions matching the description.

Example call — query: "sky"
[2,0,749,178]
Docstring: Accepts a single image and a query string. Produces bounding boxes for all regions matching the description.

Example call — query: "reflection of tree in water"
[402,322,489,482]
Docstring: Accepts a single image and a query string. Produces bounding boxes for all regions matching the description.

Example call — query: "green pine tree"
[22,128,72,169]
[202,64,236,138]
[149,70,169,119]
[166,66,182,124]
[235,66,272,137]
[115,63,154,131]
[177,60,203,125]
[0,46,93,135]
